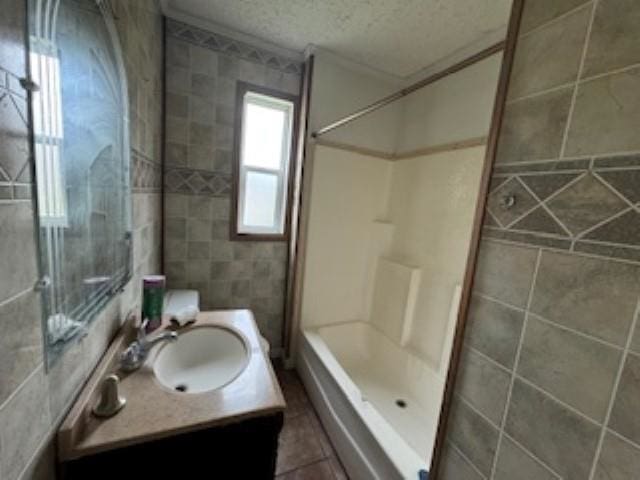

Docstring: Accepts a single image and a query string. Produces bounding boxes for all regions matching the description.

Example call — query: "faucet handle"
[138,318,150,339]
[120,341,143,372]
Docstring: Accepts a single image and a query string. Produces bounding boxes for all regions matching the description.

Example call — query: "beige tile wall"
[0,1,164,479]
[163,20,302,352]
[442,1,640,479]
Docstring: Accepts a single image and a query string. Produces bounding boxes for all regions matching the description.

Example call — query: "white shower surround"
[296,142,487,478]
[299,284,460,479]
[295,46,498,479]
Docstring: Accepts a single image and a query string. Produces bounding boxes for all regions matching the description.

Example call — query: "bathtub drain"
[395,399,407,408]
[174,384,188,393]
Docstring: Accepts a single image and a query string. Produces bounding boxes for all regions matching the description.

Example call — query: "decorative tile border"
[166,19,303,75]
[2,72,160,200]
[131,149,162,193]
[0,66,27,100]
[164,166,231,197]
[484,153,640,263]
[0,66,31,201]
[0,182,32,201]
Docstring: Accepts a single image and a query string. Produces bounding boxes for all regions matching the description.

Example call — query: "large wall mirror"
[28,0,131,366]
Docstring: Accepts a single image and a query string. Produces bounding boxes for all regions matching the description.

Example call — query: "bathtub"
[298,320,450,480]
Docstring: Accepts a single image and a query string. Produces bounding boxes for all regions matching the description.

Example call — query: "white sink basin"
[153,326,249,394]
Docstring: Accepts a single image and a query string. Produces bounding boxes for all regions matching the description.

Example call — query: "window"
[233,83,298,238]
[30,45,68,227]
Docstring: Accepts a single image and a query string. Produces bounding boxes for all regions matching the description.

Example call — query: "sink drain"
[174,384,188,393]
[395,399,407,408]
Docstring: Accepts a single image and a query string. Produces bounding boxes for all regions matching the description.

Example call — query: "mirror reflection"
[29,0,131,364]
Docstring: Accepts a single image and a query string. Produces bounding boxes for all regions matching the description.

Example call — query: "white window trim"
[236,90,295,236]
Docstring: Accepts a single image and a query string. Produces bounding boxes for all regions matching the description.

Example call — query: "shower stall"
[292,47,503,479]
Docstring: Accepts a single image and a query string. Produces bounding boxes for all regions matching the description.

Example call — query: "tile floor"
[274,364,349,479]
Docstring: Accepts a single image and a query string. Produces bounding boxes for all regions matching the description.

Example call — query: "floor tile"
[273,362,349,479]
[328,455,348,480]
[277,460,335,480]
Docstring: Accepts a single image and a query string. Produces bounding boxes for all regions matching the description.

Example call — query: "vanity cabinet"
[61,412,283,479]
[57,312,286,480]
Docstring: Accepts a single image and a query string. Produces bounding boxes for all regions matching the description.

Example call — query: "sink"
[153,325,249,394]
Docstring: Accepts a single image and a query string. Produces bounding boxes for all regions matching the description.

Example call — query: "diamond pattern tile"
[0,90,29,180]
[487,177,538,227]
[484,211,500,227]
[489,176,510,193]
[210,175,230,195]
[14,159,31,184]
[520,173,581,201]
[0,184,12,199]
[0,165,9,182]
[511,207,567,236]
[0,67,31,200]
[164,170,185,191]
[187,171,207,192]
[484,155,640,264]
[597,170,640,204]
[167,19,303,75]
[584,209,640,245]
[547,174,628,235]
[164,167,231,197]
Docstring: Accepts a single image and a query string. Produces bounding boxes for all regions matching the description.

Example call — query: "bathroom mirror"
[28,0,131,366]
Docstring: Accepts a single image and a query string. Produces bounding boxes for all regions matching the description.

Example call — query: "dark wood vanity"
[61,412,283,479]
[57,310,285,479]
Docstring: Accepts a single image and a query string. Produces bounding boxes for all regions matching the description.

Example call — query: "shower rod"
[312,40,505,138]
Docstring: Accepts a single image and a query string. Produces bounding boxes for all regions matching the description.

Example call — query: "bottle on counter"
[142,275,165,333]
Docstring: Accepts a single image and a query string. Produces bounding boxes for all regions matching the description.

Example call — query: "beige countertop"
[58,310,285,461]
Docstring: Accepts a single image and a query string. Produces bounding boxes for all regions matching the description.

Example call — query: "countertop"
[58,310,286,461]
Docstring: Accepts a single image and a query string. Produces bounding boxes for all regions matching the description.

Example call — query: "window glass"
[236,88,295,236]
[242,102,286,170]
[243,171,279,227]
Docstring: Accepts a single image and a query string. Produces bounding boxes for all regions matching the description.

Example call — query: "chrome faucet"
[120,318,178,372]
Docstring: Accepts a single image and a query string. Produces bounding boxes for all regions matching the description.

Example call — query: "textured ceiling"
[166,0,512,78]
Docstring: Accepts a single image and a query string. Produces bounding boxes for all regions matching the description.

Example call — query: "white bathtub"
[298,321,448,480]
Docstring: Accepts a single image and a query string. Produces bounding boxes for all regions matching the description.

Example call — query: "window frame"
[231,81,299,241]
